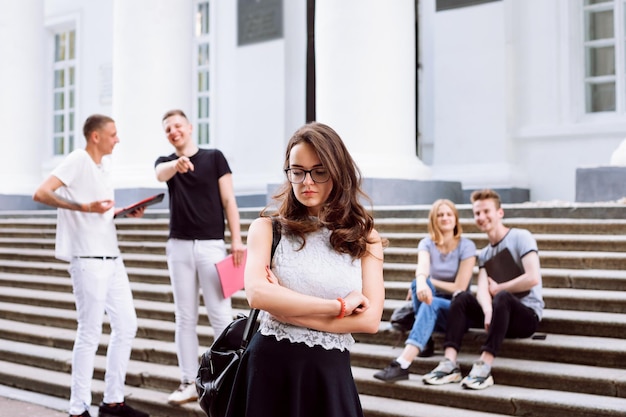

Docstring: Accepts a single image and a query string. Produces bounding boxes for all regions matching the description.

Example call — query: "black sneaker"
[417,338,435,358]
[69,411,91,417]
[373,360,409,382]
[98,402,149,417]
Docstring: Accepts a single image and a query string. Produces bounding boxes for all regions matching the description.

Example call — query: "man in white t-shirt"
[33,115,149,417]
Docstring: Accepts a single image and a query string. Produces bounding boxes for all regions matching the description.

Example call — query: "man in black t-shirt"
[155,109,245,405]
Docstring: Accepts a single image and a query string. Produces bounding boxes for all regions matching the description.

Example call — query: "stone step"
[382,232,626,252]
[382,261,626,288]
[3,205,626,416]
[3,202,626,220]
[0,323,625,417]
[3,279,626,338]
[367,203,626,221]
[4,215,626,235]
[380,278,626,313]
[0,237,167,255]
[375,302,626,344]
[0,360,515,417]
[4,271,626,314]
[0,228,57,239]
[0,228,171,242]
[3,256,626,294]
[3,246,626,275]
[0,260,179,284]
[382,283,626,314]
[0,272,174,303]
[4,276,626,331]
[0,248,169,269]
[372,217,626,235]
[357,327,626,370]
[382,247,626,270]
[6,230,626,253]
[0,317,200,366]
[351,342,626,398]
[0,360,203,417]
[353,365,626,417]
[2,290,625,368]
[3,316,626,402]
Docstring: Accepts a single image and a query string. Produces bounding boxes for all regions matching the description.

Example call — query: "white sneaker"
[168,382,198,405]
[460,361,494,390]
[422,359,462,385]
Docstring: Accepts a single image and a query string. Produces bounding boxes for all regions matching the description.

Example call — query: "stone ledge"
[576,166,626,202]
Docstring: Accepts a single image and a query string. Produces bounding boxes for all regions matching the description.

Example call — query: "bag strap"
[270,216,281,261]
[241,217,282,349]
[241,308,260,349]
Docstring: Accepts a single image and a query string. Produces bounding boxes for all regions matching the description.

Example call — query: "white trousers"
[68,257,137,415]
[166,238,233,383]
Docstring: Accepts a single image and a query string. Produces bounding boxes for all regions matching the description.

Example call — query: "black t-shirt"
[155,148,232,240]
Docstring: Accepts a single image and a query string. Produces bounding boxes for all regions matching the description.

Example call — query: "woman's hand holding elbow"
[343,290,369,316]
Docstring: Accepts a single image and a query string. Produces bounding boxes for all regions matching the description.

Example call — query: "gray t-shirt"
[478,228,545,320]
[417,236,476,295]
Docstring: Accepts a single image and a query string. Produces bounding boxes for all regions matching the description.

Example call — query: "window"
[194,1,212,145]
[582,0,626,113]
[52,29,77,155]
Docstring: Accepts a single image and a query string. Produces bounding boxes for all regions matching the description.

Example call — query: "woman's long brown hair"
[261,122,377,259]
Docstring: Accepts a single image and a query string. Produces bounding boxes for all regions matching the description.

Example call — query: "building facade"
[1,0,625,209]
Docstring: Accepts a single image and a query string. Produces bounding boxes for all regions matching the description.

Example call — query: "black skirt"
[226,333,364,417]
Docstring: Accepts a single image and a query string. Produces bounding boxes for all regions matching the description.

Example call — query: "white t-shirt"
[51,149,120,261]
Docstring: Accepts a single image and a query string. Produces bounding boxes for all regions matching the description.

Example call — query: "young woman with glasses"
[226,122,386,417]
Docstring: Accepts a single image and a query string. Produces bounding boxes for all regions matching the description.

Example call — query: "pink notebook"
[216,249,248,298]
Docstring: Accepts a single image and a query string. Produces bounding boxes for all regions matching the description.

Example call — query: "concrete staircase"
[0,204,625,417]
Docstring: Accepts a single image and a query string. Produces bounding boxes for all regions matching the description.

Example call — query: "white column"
[610,138,626,165]
[0,0,45,194]
[315,0,430,179]
[111,0,194,189]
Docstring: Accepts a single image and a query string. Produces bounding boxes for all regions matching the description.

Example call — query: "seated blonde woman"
[374,199,476,382]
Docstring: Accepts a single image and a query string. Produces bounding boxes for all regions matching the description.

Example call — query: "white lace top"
[259,227,362,351]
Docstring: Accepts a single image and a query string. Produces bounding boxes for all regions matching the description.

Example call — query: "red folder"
[114,193,165,218]
[216,249,248,298]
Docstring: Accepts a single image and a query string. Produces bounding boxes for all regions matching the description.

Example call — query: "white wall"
[427,1,524,191]
[511,0,626,201]
[213,2,292,196]
[424,0,626,202]
[111,0,193,190]
[9,0,626,204]
[40,0,115,176]
[31,0,305,199]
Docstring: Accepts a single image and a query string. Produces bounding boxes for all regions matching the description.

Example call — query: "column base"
[362,178,463,205]
[462,187,530,204]
[576,166,626,202]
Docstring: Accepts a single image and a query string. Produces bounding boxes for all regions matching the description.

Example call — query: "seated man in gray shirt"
[422,189,544,390]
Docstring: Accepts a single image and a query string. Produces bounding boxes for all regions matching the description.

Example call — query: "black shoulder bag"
[195,218,281,417]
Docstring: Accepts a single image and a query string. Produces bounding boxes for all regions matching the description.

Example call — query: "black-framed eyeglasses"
[284,168,331,184]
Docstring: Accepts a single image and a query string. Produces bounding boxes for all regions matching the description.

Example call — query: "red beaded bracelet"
[336,297,346,319]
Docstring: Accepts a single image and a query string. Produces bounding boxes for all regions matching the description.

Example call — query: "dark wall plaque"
[436,0,501,12]
[238,0,283,46]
